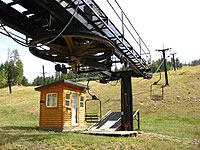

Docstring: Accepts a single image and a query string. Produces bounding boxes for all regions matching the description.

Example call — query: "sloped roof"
[35,79,89,91]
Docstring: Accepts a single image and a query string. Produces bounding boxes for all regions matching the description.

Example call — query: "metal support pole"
[99,100,102,119]
[138,111,140,130]
[121,71,133,131]
[162,51,169,86]
[156,48,171,86]
[42,65,46,85]
[171,53,176,71]
[101,70,138,131]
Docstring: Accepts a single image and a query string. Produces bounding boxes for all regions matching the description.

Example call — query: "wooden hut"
[35,79,88,131]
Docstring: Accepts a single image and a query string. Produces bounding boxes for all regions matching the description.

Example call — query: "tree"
[0,49,28,90]
[191,59,200,66]
[150,57,182,72]
[15,60,23,85]
[36,76,40,86]
[21,76,28,86]
[0,63,7,88]
[175,58,182,69]
[67,71,75,79]
[32,77,38,86]
[5,49,24,86]
[61,73,68,80]
[55,71,60,81]
[150,60,159,73]
[50,75,55,83]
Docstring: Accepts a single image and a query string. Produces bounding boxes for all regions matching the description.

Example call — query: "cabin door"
[72,93,79,125]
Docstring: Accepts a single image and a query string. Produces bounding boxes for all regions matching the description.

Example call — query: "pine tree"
[175,58,183,69]
[55,71,60,81]
[61,73,68,80]
[67,71,75,79]
[6,49,24,85]
[0,63,7,88]
[50,75,55,83]
[16,60,23,85]
[0,49,29,89]
[36,76,40,85]
[191,59,200,66]
[21,76,28,86]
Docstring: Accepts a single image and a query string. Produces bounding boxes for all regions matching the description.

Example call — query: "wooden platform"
[82,131,138,137]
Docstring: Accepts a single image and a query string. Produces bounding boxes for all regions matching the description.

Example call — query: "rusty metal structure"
[0,0,152,131]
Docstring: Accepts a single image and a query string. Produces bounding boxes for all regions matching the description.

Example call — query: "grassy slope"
[0,66,199,149]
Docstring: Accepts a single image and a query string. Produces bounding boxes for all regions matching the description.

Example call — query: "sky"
[0,0,200,83]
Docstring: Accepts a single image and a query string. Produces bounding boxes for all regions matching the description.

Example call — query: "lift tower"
[0,0,152,131]
[156,48,171,86]
[171,52,177,71]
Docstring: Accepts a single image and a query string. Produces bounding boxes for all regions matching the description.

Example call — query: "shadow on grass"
[0,125,66,147]
[1,126,37,131]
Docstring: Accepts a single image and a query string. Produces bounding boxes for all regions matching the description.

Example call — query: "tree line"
[1,49,199,88]
[31,70,89,86]
[32,57,200,86]
[150,58,200,73]
[0,49,28,89]
[150,57,183,73]
[184,59,200,66]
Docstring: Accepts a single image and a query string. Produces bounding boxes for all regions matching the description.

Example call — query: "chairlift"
[150,72,164,101]
[85,96,102,123]
[85,80,102,123]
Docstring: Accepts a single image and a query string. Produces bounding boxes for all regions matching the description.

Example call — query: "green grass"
[0,66,200,149]
[0,128,190,150]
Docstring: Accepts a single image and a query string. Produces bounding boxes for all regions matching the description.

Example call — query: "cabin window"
[65,93,71,107]
[46,93,57,107]
[80,96,84,108]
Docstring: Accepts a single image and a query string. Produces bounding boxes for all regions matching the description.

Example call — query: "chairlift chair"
[85,96,102,123]
[150,72,164,101]
[150,83,164,101]
[85,79,102,123]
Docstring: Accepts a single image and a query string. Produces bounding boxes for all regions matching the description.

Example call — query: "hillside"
[0,66,199,149]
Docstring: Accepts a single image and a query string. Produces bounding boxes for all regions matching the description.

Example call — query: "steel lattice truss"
[0,0,151,78]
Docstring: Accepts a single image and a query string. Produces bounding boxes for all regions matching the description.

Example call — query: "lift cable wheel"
[29,31,115,72]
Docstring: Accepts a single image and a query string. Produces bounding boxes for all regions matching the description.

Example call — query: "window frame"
[65,92,71,108]
[80,95,85,108]
[46,93,57,107]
